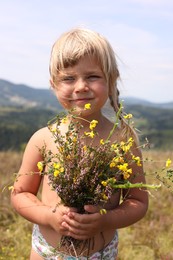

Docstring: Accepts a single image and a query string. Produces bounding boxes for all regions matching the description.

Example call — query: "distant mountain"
[0,79,173,109]
[121,96,173,109]
[0,79,62,111]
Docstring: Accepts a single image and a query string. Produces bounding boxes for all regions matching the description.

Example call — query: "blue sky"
[0,0,173,103]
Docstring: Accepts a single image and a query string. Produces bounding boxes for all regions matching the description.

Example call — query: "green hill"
[0,79,173,150]
[124,105,173,149]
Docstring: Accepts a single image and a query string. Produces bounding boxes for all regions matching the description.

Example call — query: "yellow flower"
[110,162,116,168]
[166,158,172,168]
[53,163,61,169]
[100,139,105,145]
[111,144,118,150]
[60,167,64,173]
[101,181,107,187]
[100,208,107,215]
[61,117,68,124]
[84,103,91,110]
[102,194,108,201]
[58,147,64,153]
[108,177,116,184]
[89,120,98,130]
[120,141,132,153]
[53,163,64,174]
[37,161,44,172]
[84,131,95,138]
[49,125,57,133]
[117,163,132,174]
[123,172,130,180]
[8,185,14,191]
[72,137,77,143]
[128,137,134,144]
[117,163,128,171]
[132,155,142,166]
[113,156,124,164]
[54,170,60,177]
[83,145,87,151]
[124,114,133,119]
[127,168,132,174]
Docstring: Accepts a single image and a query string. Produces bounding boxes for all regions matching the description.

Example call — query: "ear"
[50,79,56,89]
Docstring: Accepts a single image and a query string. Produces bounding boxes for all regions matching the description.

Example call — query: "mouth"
[70,98,93,103]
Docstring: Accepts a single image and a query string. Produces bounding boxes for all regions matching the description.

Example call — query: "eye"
[62,76,75,82]
[88,75,101,81]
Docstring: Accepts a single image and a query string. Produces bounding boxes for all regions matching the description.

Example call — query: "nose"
[74,78,89,92]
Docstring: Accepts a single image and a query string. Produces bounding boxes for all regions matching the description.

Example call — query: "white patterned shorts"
[32,224,118,259]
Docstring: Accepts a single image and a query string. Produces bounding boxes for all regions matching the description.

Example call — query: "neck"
[69,111,105,128]
[67,114,110,138]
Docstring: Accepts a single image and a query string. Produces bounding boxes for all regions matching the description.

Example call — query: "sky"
[0,0,173,103]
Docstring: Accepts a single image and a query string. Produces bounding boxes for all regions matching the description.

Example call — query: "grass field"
[0,150,173,259]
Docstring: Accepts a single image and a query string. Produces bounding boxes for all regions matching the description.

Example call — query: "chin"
[70,108,91,117]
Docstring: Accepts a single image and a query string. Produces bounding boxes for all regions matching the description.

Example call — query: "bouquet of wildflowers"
[36,104,161,254]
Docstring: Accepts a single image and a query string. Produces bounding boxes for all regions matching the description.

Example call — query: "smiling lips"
[71,98,93,102]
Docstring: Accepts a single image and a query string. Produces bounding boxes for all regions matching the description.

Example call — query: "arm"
[10,128,73,234]
[60,146,148,240]
[106,146,148,229]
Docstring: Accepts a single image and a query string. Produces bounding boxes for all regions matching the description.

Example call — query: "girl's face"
[52,55,109,119]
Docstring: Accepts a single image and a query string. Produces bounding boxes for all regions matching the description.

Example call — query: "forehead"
[58,55,102,74]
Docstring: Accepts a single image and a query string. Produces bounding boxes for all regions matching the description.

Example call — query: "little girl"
[11,27,148,259]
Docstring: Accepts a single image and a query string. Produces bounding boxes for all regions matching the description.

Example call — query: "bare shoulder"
[27,126,53,149]
[20,126,54,166]
[18,126,54,174]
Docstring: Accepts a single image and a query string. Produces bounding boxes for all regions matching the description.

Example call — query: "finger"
[68,207,78,213]
[61,224,91,240]
[62,215,87,230]
[61,215,95,235]
[84,205,100,213]
[67,211,97,225]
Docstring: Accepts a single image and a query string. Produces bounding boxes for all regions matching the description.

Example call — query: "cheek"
[96,84,109,100]
[54,88,71,109]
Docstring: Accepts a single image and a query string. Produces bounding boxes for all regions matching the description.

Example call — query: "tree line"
[0,105,173,150]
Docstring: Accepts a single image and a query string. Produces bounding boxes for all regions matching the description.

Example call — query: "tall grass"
[0,151,173,259]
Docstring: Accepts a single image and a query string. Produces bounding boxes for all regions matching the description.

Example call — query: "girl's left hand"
[61,205,106,240]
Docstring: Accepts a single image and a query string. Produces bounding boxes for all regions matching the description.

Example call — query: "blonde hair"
[49,27,120,113]
[49,27,138,143]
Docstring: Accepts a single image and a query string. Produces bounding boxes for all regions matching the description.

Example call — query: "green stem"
[111,182,161,190]
[106,103,123,141]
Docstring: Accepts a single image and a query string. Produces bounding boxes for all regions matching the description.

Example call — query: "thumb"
[84,204,100,213]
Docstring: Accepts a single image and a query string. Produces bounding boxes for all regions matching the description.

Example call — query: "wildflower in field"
[61,117,68,124]
[89,120,98,130]
[123,113,133,119]
[100,139,105,145]
[100,208,107,215]
[84,103,91,110]
[8,186,14,191]
[166,158,172,168]
[110,161,116,168]
[49,125,57,133]
[83,145,87,151]
[132,155,142,167]
[54,170,60,177]
[53,163,61,169]
[101,181,108,187]
[120,138,133,153]
[84,131,95,138]
[37,161,44,173]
